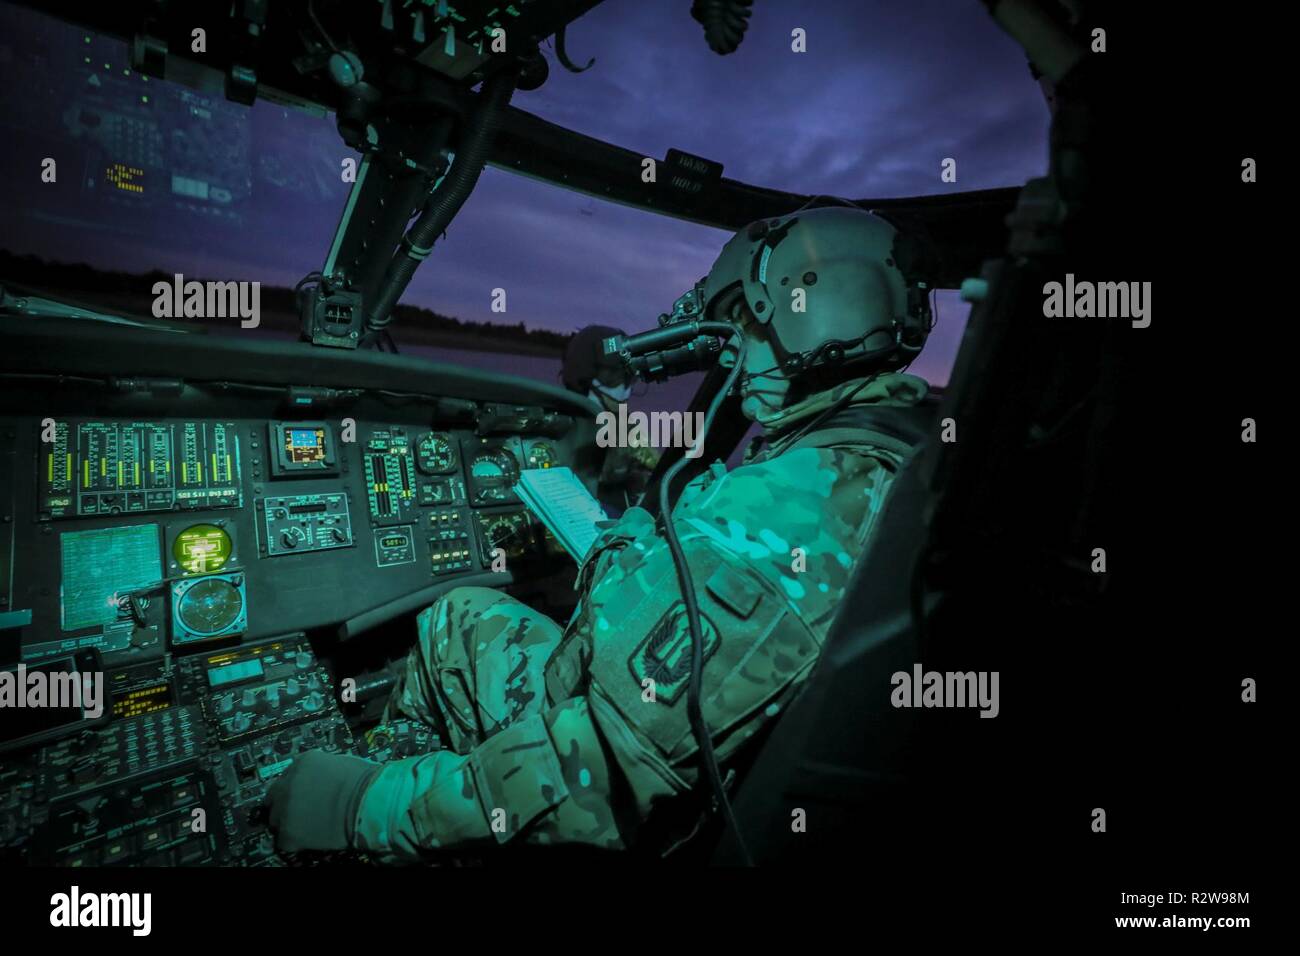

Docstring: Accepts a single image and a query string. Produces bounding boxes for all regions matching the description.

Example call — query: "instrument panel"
[1,408,587,659]
[0,302,600,868]
[0,635,442,866]
[39,420,242,518]
[0,398,587,865]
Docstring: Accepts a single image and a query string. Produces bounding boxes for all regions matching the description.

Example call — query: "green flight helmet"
[699,205,931,375]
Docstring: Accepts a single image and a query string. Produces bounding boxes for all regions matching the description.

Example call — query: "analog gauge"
[416,432,457,474]
[525,441,559,470]
[469,449,520,503]
[478,511,532,559]
[173,523,233,574]
[176,577,244,636]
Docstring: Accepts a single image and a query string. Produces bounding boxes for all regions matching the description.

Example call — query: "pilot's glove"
[267,749,382,853]
[626,443,661,471]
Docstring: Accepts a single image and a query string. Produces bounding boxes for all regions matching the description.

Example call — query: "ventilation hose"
[364,70,517,334]
[691,0,754,55]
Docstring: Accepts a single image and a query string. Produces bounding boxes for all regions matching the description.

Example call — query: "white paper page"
[515,467,607,561]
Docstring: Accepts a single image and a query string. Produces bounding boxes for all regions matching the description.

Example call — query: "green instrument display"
[172,523,233,574]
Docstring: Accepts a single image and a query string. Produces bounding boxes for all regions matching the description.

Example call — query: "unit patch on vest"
[629,601,721,705]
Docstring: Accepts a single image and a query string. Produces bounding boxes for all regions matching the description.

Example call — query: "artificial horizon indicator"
[172,523,232,574]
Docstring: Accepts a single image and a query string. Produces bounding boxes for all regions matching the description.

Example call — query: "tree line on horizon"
[0,249,572,351]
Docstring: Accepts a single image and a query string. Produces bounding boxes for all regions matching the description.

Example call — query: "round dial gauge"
[526,441,558,469]
[173,523,233,574]
[471,450,519,483]
[416,433,457,474]
[480,512,531,558]
[177,578,244,635]
[469,449,519,501]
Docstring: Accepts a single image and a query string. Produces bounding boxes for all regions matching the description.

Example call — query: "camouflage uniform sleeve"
[352,691,685,861]
[672,445,899,617]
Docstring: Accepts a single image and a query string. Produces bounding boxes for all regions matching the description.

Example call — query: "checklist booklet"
[514,466,609,562]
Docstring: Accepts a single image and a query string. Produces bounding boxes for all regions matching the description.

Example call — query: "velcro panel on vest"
[587,538,819,765]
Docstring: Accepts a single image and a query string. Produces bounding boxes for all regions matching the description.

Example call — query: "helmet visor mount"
[700,207,931,379]
[705,256,899,377]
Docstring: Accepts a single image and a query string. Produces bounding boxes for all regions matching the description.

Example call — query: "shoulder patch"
[629,602,721,705]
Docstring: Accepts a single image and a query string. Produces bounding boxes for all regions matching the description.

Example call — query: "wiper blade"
[0,284,195,333]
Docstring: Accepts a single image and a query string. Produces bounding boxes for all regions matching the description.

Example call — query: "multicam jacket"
[352,373,929,860]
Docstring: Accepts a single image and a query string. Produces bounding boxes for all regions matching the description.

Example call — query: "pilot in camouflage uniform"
[268,206,935,860]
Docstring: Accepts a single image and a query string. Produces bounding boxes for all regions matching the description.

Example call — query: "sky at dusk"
[0,0,1050,385]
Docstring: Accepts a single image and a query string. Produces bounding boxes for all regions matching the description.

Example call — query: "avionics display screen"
[286,428,327,463]
[207,658,264,689]
[173,523,233,574]
[111,682,174,719]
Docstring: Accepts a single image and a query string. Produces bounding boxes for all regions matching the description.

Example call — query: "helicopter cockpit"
[0,0,1118,872]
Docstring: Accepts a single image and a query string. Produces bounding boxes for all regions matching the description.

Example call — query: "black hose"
[364,70,517,334]
[554,25,595,72]
[691,0,754,55]
[658,329,753,865]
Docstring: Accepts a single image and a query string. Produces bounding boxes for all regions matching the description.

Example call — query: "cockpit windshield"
[0,2,1044,388]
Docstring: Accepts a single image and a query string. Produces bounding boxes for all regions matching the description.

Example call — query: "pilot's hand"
[266,749,381,853]
[627,443,661,471]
